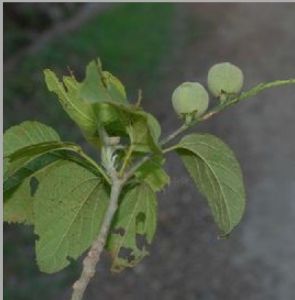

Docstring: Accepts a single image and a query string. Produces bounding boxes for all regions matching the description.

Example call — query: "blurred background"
[3,3,295,300]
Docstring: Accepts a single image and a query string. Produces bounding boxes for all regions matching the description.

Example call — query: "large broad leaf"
[3,121,59,223]
[106,183,157,272]
[34,160,109,273]
[176,134,245,235]
[135,156,170,192]
[93,101,161,153]
[3,121,108,224]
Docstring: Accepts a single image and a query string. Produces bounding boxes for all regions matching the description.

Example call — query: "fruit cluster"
[172,62,244,119]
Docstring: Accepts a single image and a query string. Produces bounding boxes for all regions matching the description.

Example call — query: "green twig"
[71,179,123,300]
[124,78,295,179]
[160,123,189,146]
[119,145,134,177]
[77,148,111,184]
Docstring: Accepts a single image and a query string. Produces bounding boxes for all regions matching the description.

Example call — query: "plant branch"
[71,178,122,300]
[124,78,295,179]
[124,154,151,182]
[77,148,111,184]
[201,78,295,121]
[160,123,189,146]
[119,145,134,177]
[71,126,125,300]
[70,78,295,300]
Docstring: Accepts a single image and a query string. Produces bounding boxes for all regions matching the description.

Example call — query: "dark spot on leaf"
[30,177,39,197]
[67,256,75,264]
[136,212,146,227]
[113,227,125,236]
[136,234,148,251]
[118,247,135,263]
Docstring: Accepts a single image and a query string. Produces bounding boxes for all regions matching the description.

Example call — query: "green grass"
[4,3,175,300]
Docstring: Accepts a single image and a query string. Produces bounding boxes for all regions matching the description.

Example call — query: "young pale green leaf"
[106,183,157,272]
[44,69,98,145]
[135,156,170,192]
[93,102,161,153]
[34,160,109,273]
[146,113,161,142]
[175,134,245,235]
[126,111,161,153]
[102,71,127,103]
[79,59,128,104]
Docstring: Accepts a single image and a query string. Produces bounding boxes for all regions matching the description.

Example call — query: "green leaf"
[135,156,170,192]
[6,141,79,162]
[127,110,162,152]
[106,183,157,272]
[44,68,98,144]
[45,60,130,147]
[146,113,161,142]
[4,154,60,224]
[102,71,127,103]
[4,121,60,176]
[3,120,60,224]
[80,59,128,104]
[34,160,109,273]
[175,134,245,235]
[4,121,60,157]
[3,122,109,225]
[93,102,161,153]
[4,139,108,190]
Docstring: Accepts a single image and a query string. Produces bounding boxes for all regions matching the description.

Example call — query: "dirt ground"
[61,4,295,300]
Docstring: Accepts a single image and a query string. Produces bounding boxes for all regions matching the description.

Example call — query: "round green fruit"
[172,82,209,118]
[207,62,244,97]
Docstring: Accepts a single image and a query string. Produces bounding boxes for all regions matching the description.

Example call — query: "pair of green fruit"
[172,62,244,118]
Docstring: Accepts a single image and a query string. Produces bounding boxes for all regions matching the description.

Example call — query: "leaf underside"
[34,160,109,273]
[106,182,157,272]
[176,133,246,235]
[4,121,61,224]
